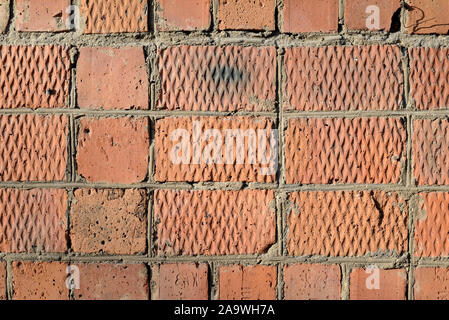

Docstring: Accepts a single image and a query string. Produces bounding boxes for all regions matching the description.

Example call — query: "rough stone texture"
[154,190,275,256]
[344,0,401,31]
[74,264,149,300]
[0,0,10,33]
[155,0,210,31]
[76,117,149,184]
[0,115,68,181]
[12,262,68,300]
[283,0,338,33]
[407,0,449,34]
[0,45,70,109]
[285,118,406,184]
[218,265,277,300]
[157,46,276,111]
[287,191,408,257]
[0,189,67,253]
[350,268,407,300]
[77,47,148,110]
[151,263,208,300]
[218,0,275,31]
[0,262,6,300]
[414,267,449,300]
[15,0,71,32]
[70,189,147,255]
[284,46,404,111]
[283,264,341,300]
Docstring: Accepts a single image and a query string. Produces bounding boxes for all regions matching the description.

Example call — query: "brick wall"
[0,0,448,300]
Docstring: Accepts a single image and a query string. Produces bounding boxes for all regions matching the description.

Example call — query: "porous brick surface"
[218,0,275,31]
[0,0,10,33]
[15,0,71,32]
[0,262,6,300]
[155,0,210,31]
[414,268,449,300]
[282,0,338,33]
[350,268,407,300]
[407,0,449,34]
[344,0,401,31]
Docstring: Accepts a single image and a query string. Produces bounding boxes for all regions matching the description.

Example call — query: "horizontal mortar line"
[283,110,449,118]
[412,258,449,267]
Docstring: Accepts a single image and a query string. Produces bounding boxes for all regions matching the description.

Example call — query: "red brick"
[155,0,210,31]
[154,190,275,256]
[12,261,68,300]
[283,0,338,33]
[414,268,449,300]
[284,46,404,111]
[15,0,70,32]
[350,268,407,300]
[0,0,10,33]
[0,115,68,181]
[287,191,408,256]
[151,263,208,300]
[74,264,148,300]
[218,0,275,31]
[0,189,67,253]
[76,117,149,184]
[0,45,70,109]
[80,0,148,34]
[157,46,276,111]
[283,264,341,300]
[219,265,276,300]
[285,118,406,184]
[77,47,148,110]
[407,0,449,34]
[155,117,277,182]
[345,0,401,31]
[0,262,6,300]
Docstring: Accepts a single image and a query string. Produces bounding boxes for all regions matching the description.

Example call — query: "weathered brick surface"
[284,46,404,111]
[76,117,149,184]
[0,262,6,300]
[15,0,70,32]
[283,264,341,300]
[0,0,10,33]
[285,118,406,184]
[344,0,401,31]
[151,263,208,300]
[407,0,449,34]
[155,0,210,31]
[157,46,276,111]
[70,189,147,255]
[74,264,149,300]
[0,115,68,181]
[282,0,338,33]
[154,190,276,256]
[218,0,275,31]
[350,268,407,300]
[77,47,148,110]
[287,191,408,256]
[219,265,276,300]
[414,268,449,300]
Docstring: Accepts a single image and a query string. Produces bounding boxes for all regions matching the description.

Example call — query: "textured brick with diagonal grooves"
[154,190,276,256]
[285,118,406,184]
[287,191,408,256]
[284,46,403,111]
[156,46,276,111]
[0,189,67,253]
[0,115,68,181]
[81,0,148,34]
[0,45,70,109]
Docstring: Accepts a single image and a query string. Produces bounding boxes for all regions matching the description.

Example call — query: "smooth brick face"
[70,189,147,255]
[0,115,68,181]
[12,262,68,300]
[155,117,277,182]
[283,264,341,300]
[77,47,148,110]
[16,0,70,32]
[157,46,276,112]
[151,264,208,300]
[76,117,149,184]
[0,0,9,33]
[74,264,148,300]
[345,0,401,31]
[350,268,407,300]
[154,190,275,256]
[219,265,276,300]
[0,262,5,300]
[407,0,449,34]
[81,0,148,34]
[284,46,404,111]
[283,0,338,33]
[218,0,275,31]
[287,191,408,256]
[0,189,67,253]
[155,0,210,31]
[415,268,449,300]
[0,45,70,109]
[285,118,406,184]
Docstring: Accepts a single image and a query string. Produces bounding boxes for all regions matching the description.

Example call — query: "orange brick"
[407,0,449,34]
[151,263,208,300]
[219,265,276,300]
[154,190,275,256]
[345,0,401,31]
[0,262,5,300]
[155,0,210,31]
[15,0,71,32]
[414,268,449,300]
[283,264,341,300]
[350,268,407,300]
[283,0,338,33]
[218,0,275,31]
[0,0,10,33]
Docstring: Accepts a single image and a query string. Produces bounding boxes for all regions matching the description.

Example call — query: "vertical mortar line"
[276,0,283,33]
[148,0,154,33]
[211,0,219,32]
[6,259,12,300]
[341,263,350,300]
[69,47,79,184]
[277,262,284,300]
[210,260,218,300]
[147,188,153,258]
[339,0,345,33]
